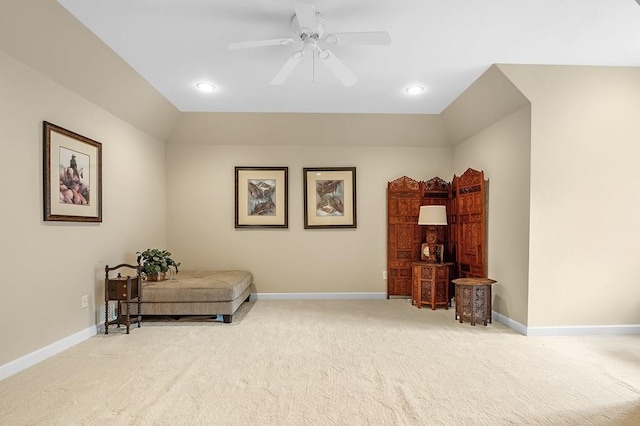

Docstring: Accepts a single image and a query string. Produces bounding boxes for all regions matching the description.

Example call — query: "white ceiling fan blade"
[317,49,357,87]
[228,38,295,50]
[271,51,305,85]
[293,2,318,34]
[324,31,391,46]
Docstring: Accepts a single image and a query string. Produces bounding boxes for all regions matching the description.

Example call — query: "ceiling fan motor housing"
[291,12,326,40]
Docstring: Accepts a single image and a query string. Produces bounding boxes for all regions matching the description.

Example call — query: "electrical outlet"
[382,271,387,280]
[81,295,88,309]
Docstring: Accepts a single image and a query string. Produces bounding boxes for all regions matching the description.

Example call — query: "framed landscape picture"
[235,166,288,228]
[43,121,102,222]
[303,167,357,229]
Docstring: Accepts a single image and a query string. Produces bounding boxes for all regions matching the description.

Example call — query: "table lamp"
[418,205,447,263]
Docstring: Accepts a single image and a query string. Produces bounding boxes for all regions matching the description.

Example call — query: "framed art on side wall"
[303,167,357,229]
[235,166,288,228]
[43,121,102,222]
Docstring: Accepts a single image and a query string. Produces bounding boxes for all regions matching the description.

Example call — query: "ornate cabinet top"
[455,168,484,188]
[423,176,450,192]
[388,176,421,190]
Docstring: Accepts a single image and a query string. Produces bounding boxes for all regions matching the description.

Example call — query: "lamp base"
[421,243,444,263]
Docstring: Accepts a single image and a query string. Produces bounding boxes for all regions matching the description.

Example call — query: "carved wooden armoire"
[387,168,486,298]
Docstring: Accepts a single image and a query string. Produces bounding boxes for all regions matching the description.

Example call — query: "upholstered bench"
[138,270,254,323]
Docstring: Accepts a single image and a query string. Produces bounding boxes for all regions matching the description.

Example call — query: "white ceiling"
[57,0,640,115]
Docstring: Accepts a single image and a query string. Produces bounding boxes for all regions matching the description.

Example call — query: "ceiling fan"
[228,1,391,87]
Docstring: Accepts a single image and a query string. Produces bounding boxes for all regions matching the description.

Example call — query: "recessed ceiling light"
[405,85,424,95]
[196,82,216,92]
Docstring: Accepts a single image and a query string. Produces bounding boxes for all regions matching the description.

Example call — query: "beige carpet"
[1,299,640,425]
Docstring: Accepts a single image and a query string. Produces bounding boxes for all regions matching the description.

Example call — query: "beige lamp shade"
[418,205,447,225]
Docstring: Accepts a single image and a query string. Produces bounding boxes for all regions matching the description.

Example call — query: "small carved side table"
[452,278,497,326]
[412,262,453,310]
[105,264,142,334]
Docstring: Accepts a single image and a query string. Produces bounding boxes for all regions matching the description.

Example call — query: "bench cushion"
[141,270,253,303]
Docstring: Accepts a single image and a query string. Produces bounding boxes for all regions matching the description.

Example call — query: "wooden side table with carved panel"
[412,262,453,310]
[452,278,496,326]
[105,264,142,334]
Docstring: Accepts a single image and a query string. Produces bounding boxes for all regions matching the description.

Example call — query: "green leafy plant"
[136,248,180,280]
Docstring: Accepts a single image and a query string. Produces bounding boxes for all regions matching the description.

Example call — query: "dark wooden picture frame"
[235,166,288,228]
[43,121,102,222]
[303,167,357,229]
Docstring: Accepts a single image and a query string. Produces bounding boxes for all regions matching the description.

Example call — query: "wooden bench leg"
[223,314,233,324]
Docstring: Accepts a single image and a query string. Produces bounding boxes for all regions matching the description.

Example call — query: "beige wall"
[0,0,179,142]
[442,65,532,327]
[452,106,532,326]
[165,123,453,293]
[168,113,449,147]
[0,50,168,365]
[500,65,640,327]
[442,65,530,145]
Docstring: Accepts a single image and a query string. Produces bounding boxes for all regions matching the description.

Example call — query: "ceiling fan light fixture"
[325,34,338,44]
[196,82,216,92]
[405,85,424,95]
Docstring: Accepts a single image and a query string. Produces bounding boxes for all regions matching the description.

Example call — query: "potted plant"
[136,248,180,281]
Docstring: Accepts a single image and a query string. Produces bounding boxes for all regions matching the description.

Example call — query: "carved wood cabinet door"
[453,169,486,279]
[387,177,422,297]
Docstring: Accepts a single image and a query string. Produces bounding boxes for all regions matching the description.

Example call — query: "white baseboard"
[525,324,640,337]
[492,311,528,335]
[253,292,387,300]
[0,325,97,381]
[492,311,640,336]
